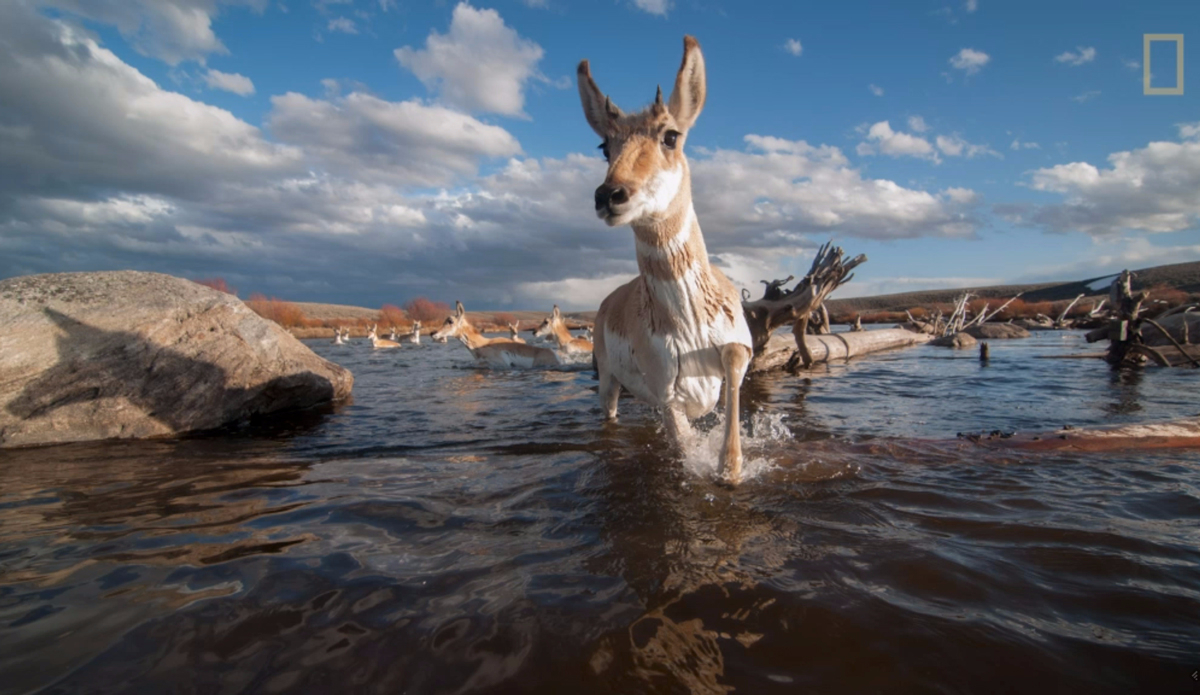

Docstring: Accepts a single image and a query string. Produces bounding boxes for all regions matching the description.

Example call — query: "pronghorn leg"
[599,369,620,420]
[719,343,752,485]
[662,403,691,444]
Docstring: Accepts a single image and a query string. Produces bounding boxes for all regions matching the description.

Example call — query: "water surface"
[2,331,1198,693]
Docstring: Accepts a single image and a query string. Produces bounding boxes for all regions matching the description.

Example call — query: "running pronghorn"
[534,305,593,355]
[367,323,401,349]
[578,36,753,484]
[432,301,559,368]
[399,321,422,344]
[507,322,525,344]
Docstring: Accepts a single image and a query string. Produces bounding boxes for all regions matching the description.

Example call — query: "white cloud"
[856,121,939,161]
[784,39,803,57]
[632,0,671,16]
[908,115,928,133]
[1123,59,1140,71]
[949,48,990,75]
[267,91,522,186]
[935,134,1001,159]
[1054,46,1096,66]
[965,0,978,12]
[841,275,1003,299]
[1005,129,1200,236]
[514,275,630,311]
[868,83,884,97]
[1072,90,1101,103]
[37,0,268,65]
[327,17,358,34]
[1179,122,1200,141]
[394,2,544,117]
[202,68,255,95]
[1010,138,1041,150]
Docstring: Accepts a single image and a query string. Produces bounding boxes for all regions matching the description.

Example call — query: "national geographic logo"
[1144,34,1183,95]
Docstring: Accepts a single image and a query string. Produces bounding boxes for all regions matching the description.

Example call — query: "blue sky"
[1,0,1197,309]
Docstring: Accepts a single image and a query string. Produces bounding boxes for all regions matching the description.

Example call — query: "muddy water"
[1,331,1198,694]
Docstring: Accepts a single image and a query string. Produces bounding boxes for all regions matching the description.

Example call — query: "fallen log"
[750,328,930,373]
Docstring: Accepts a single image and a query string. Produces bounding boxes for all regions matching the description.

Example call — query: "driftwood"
[749,329,930,373]
[1084,270,1198,368]
[742,242,866,372]
[1055,293,1085,328]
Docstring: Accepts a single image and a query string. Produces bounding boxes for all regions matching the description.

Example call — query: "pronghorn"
[367,323,401,349]
[333,327,346,345]
[433,301,559,368]
[534,305,593,355]
[389,326,399,341]
[578,36,754,484]
[507,322,525,344]
[399,321,422,344]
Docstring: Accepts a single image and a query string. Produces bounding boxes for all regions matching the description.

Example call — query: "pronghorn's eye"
[598,140,610,162]
[663,130,680,149]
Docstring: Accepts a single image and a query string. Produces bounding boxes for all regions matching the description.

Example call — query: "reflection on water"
[1,331,1198,694]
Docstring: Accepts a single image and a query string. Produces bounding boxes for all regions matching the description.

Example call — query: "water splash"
[678,410,793,482]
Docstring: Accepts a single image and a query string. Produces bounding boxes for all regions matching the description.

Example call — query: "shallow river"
[2,330,1198,694]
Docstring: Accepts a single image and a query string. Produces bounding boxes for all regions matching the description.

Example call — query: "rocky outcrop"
[964,323,1031,340]
[0,271,352,448]
[930,332,977,348]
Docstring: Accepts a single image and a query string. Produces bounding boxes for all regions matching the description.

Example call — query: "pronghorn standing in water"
[578,36,753,484]
[507,322,526,344]
[367,323,401,349]
[333,327,347,345]
[433,301,559,368]
[399,321,422,344]
[534,305,593,356]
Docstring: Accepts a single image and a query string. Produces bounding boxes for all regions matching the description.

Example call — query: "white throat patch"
[640,165,684,216]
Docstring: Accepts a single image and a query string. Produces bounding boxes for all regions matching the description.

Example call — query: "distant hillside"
[826,260,1200,316]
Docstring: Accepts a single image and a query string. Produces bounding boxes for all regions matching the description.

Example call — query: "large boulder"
[0,271,353,448]
[964,323,1031,340]
[930,331,977,348]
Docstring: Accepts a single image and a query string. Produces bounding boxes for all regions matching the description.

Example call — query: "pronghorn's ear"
[578,59,621,137]
[668,36,706,130]
[552,305,561,320]
[455,301,465,317]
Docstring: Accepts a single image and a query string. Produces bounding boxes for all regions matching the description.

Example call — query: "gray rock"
[930,332,977,348]
[964,323,1031,340]
[0,271,352,448]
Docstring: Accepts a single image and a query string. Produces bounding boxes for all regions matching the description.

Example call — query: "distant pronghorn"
[507,322,525,344]
[333,327,347,345]
[399,321,422,344]
[433,301,558,368]
[578,35,753,483]
[388,326,399,341]
[367,323,401,349]
[534,305,593,355]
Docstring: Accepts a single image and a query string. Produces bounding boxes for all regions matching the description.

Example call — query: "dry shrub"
[859,310,907,324]
[907,307,929,319]
[1145,284,1190,308]
[380,304,407,327]
[493,312,517,327]
[193,277,236,296]
[246,293,309,328]
[405,297,452,323]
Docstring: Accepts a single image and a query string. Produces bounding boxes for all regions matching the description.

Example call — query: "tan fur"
[367,324,400,349]
[579,36,753,484]
[533,306,593,355]
[507,322,526,343]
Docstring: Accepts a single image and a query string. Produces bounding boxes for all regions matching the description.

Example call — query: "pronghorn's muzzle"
[594,183,630,219]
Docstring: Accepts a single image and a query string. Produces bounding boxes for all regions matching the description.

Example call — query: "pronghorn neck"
[457,322,490,350]
[630,185,712,310]
[550,320,574,347]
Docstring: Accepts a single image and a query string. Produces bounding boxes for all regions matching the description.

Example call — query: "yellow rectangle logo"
[1144,34,1183,95]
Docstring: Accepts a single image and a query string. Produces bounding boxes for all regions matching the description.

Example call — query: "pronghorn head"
[507,321,520,335]
[533,305,563,338]
[412,320,422,333]
[368,324,378,339]
[578,36,706,229]
[431,301,467,341]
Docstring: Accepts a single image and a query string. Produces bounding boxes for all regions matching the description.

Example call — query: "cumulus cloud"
[203,68,255,95]
[327,17,358,34]
[998,127,1200,236]
[856,121,939,161]
[868,83,884,96]
[267,91,522,186]
[949,48,990,75]
[632,0,671,16]
[394,2,544,117]
[37,0,267,65]
[0,3,300,202]
[784,39,803,57]
[935,134,1001,159]
[1054,46,1096,66]
[908,115,928,133]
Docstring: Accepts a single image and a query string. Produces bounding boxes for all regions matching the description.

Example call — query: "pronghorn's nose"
[595,184,628,211]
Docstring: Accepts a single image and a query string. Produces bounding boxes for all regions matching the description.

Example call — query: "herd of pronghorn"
[336,37,749,483]
[331,304,594,369]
